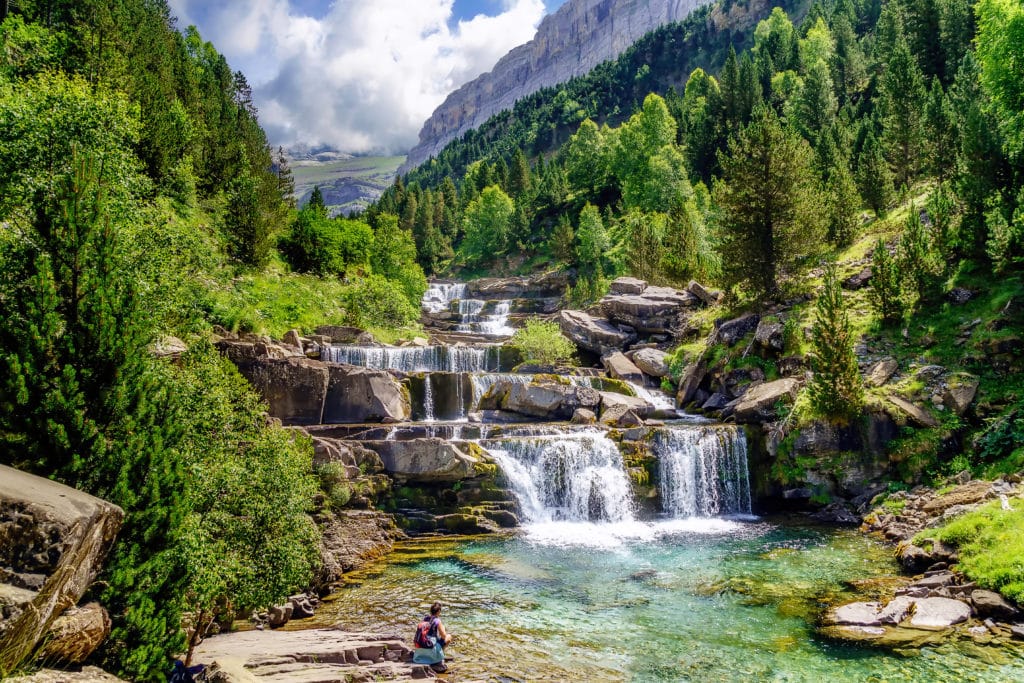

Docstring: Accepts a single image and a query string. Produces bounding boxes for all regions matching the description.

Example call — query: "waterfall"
[323,345,501,373]
[455,300,515,337]
[483,430,636,523]
[422,375,435,422]
[422,282,467,313]
[653,426,751,517]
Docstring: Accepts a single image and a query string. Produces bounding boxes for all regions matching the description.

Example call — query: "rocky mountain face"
[400,0,714,174]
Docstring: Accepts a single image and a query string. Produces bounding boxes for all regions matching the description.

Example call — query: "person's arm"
[436,619,451,645]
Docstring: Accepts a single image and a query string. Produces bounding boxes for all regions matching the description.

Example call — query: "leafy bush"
[343,274,421,328]
[317,462,353,509]
[510,319,577,366]
[279,207,373,277]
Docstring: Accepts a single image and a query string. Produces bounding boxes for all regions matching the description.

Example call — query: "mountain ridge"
[400,0,715,174]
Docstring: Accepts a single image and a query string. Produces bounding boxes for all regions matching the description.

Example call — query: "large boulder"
[608,277,647,295]
[35,602,110,665]
[632,348,670,378]
[754,318,784,353]
[230,356,329,425]
[885,395,939,428]
[559,309,634,355]
[600,286,697,334]
[600,391,654,419]
[714,313,761,346]
[733,378,800,423]
[0,466,124,675]
[865,358,898,387]
[603,352,645,384]
[466,271,568,299]
[676,359,708,406]
[943,373,979,415]
[314,325,366,343]
[908,597,970,629]
[502,378,601,420]
[365,439,483,483]
[971,589,1020,621]
[323,364,411,424]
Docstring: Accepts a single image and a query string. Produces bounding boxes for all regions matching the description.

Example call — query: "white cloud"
[167,0,546,154]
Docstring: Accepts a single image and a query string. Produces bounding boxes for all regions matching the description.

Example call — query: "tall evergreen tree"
[715,105,826,300]
[809,263,863,418]
[857,129,895,218]
[825,158,861,247]
[868,238,904,323]
[879,35,927,188]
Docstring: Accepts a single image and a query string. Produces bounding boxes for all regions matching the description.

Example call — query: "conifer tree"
[274,146,296,208]
[857,130,895,218]
[868,238,904,323]
[624,209,666,282]
[0,155,187,678]
[308,185,325,212]
[809,263,863,418]
[550,214,576,265]
[715,105,826,301]
[576,203,609,281]
[825,158,861,247]
[898,204,939,303]
[879,35,927,188]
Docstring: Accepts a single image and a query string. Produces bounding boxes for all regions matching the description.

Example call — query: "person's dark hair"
[430,602,442,616]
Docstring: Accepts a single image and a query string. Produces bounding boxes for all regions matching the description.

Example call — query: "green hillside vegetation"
[372,0,1024,481]
[0,1,424,677]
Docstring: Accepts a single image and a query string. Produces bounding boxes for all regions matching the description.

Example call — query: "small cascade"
[422,282,467,313]
[482,430,636,523]
[468,373,600,410]
[653,426,751,517]
[422,375,435,422]
[455,299,515,337]
[628,382,677,412]
[323,344,501,373]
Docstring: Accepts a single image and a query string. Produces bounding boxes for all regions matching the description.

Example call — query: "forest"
[0,0,1023,678]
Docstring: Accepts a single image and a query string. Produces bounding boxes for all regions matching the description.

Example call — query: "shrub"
[343,274,420,328]
[510,319,577,366]
[279,208,373,277]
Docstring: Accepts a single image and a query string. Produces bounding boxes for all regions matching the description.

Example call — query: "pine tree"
[0,155,187,678]
[509,148,532,197]
[856,130,895,218]
[550,214,576,265]
[715,105,826,301]
[898,204,939,303]
[624,209,666,282]
[868,238,905,324]
[924,79,957,181]
[879,35,927,188]
[274,146,296,208]
[825,158,861,247]
[576,203,609,281]
[308,185,325,212]
[809,264,863,418]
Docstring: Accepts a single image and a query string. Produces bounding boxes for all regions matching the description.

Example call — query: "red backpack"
[414,616,438,648]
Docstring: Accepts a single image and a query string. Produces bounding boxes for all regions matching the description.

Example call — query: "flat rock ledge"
[190,628,479,681]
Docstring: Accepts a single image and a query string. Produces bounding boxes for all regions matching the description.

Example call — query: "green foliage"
[856,130,895,218]
[317,462,353,509]
[975,0,1024,160]
[808,264,863,417]
[868,239,905,324]
[509,319,577,366]
[0,155,186,679]
[369,213,428,309]
[623,209,666,282]
[897,205,941,304]
[550,215,576,265]
[879,35,927,188]
[715,105,826,301]
[171,345,319,662]
[922,498,1024,603]
[279,207,373,277]
[224,166,283,269]
[461,184,514,265]
[825,160,861,247]
[343,274,421,329]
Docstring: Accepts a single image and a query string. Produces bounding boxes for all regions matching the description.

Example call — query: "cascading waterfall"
[455,299,515,336]
[653,426,751,517]
[323,344,501,373]
[422,375,435,422]
[422,282,467,313]
[482,430,636,524]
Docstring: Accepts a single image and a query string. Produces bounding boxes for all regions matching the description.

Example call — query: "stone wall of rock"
[0,466,124,675]
[401,0,714,173]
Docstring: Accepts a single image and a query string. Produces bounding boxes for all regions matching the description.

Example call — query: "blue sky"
[167,0,568,154]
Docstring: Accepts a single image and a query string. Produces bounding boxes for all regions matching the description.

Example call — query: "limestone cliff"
[401,0,714,174]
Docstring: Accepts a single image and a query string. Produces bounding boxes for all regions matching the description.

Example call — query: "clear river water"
[304,520,1024,682]
[297,281,1024,682]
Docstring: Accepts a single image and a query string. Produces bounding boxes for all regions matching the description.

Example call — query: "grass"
[916,497,1024,604]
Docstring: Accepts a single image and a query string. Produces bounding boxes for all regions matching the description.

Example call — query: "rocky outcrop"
[600,284,697,334]
[481,376,602,420]
[402,0,714,173]
[560,309,635,355]
[190,628,431,681]
[6,668,127,683]
[315,510,403,588]
[366,439,485,483]
[732,378,800,423]
[324,364,411,424]
[602,352,645,384]
[0,466,124,676]
[35,602,110,665]
[465,271,569,299]
[631,348,670,377]
[235,356,330,425]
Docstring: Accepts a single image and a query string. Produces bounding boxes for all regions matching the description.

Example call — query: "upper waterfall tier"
[322,344,503,373]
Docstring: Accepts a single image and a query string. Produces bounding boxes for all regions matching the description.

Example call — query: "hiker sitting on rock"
[412,602,454,672]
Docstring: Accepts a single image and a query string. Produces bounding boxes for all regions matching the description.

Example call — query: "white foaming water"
[323,345,501,373]
[422,282,467,313]
[519,517,747,548]
[422,375,435,422]
[484,430,636,524]
[455,300,515,337]
[654,426,751,517]
[629,382,677,412]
